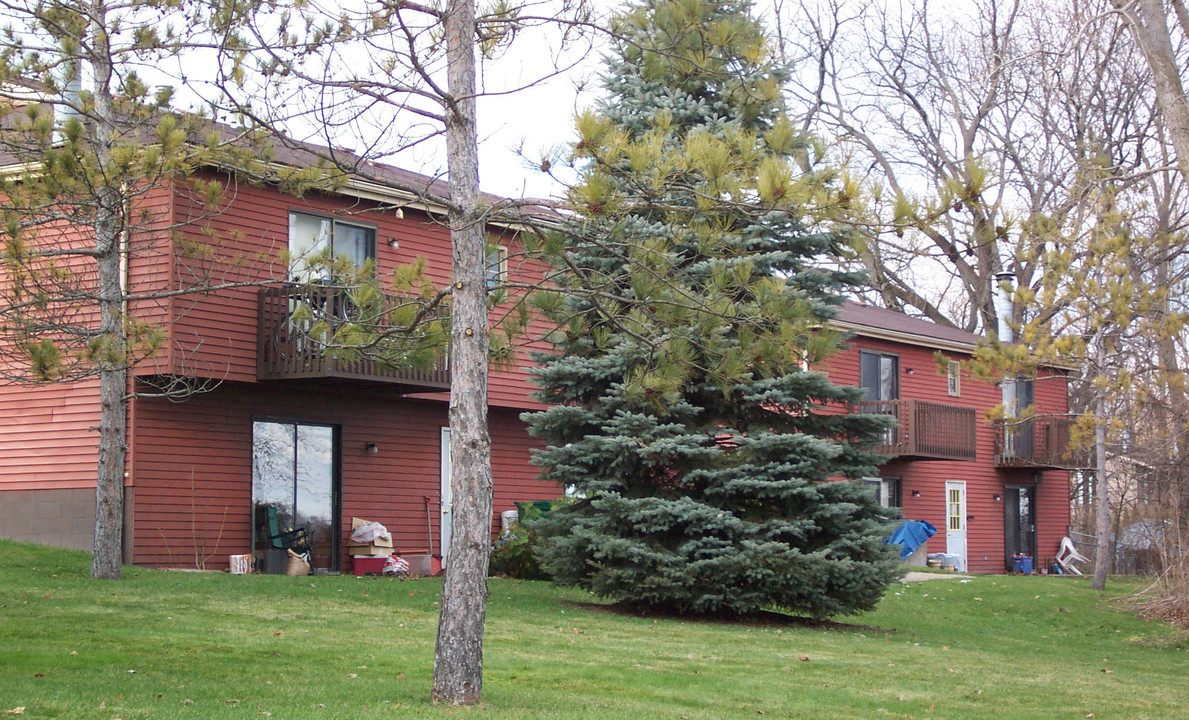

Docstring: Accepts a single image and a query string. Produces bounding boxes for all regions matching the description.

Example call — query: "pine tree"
[524,0,900,618]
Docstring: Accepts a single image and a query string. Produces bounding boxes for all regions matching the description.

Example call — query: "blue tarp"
[885,520,938,559]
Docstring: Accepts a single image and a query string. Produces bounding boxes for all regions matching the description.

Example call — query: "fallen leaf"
[799,656,810,662]
[4,708,25,716]
[348,674,358,679]
[1087,714,1096,718]
[974,689,982,695]
[225,699,240,705]
[273,632,282,637]
[70,651,78,656]
[1058,608,1069,613]
[31,674,43,679]
[1101,669,1114,674]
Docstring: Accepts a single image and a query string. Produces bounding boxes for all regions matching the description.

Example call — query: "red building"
[0,160,560,573]
[829,302,1079,574]
[0,158,1077,574]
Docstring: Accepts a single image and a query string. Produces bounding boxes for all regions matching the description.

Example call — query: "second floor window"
[860,350,899,402]
[947,361,961,397]
[1009,377,1034,417]
[486,245,508,289]
[289,211,377,281]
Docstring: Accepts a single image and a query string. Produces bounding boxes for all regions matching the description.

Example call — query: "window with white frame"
[866,476,902,508]
[486,245,508,289]
[289,211,376,281]
[947,361,961,397]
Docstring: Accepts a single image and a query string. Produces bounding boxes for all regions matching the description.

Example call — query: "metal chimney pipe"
[994,273,1019,425]
[993,272,1016,343]
[53,60,83,144]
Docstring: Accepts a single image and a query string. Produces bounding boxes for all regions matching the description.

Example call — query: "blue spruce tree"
[524,0,900,618]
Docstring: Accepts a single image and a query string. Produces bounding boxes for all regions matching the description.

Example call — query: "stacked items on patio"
[349,517,393,557]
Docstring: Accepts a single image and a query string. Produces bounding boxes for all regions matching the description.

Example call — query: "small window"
[289,211,376,281]
[947,361,961,397]
[486,245,508,289]
[866,477,902,508]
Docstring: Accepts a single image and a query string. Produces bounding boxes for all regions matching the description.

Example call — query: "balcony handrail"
[993,413,1091,469]
[258,284,450,387]
[856,398,977,461]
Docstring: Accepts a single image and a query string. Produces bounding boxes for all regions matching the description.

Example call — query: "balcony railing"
[857,399,977,461]
[258,285,450,389]
[993,415,1091,469]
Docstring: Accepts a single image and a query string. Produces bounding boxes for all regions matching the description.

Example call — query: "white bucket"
[229,553,253,575]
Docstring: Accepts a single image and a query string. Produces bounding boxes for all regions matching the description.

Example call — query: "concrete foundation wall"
[0,487,95,550]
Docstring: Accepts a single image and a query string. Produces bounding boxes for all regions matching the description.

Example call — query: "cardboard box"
[348,544,391,557]
[350,517,394,547]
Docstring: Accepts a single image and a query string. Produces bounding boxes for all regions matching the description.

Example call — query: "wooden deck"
[993,415,1091,469]
[857,399,978,461]
[257,285,450,390]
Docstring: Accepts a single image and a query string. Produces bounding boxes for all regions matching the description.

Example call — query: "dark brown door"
[1003,485,1036,569]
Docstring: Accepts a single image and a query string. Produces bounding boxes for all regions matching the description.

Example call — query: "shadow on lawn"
[562,601,895,633]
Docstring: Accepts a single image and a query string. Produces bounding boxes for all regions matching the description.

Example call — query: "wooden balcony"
[857,399,977,461]
[993,415,1091,469]
[258,285,450,390]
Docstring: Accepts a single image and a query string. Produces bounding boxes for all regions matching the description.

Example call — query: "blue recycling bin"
[1011,555,1033,574]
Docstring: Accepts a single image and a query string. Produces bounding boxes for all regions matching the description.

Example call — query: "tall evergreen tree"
[524,0,899,619]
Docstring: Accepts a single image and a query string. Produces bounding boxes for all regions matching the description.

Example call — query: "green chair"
[256,506,314,555]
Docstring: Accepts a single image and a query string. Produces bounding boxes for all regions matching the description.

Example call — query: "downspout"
[119,184,132,566]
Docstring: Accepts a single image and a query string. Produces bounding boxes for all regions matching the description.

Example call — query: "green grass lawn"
[1,541,1186,720]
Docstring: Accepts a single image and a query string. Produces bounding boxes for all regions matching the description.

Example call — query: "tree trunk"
[89,5,127,581]
[1115,0,1189,186]
[1092,340,1111,591]
[432,0,491,705]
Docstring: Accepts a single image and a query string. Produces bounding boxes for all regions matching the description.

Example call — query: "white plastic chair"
[1055,536,1089,576]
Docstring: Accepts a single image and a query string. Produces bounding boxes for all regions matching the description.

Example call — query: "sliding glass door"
[252,421,339,572]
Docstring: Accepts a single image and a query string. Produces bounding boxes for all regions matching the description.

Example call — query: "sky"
[380,14,610,202]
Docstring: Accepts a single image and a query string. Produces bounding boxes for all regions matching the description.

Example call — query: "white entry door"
[946,480,967,572]
[440,427,452,562]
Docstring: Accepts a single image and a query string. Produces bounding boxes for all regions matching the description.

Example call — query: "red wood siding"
[0,184,174,499]
[0,380,101,490]
[161,176,548,409]
[128,383,558,570]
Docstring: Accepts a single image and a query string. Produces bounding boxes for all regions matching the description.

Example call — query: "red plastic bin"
[352,556,388,576]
